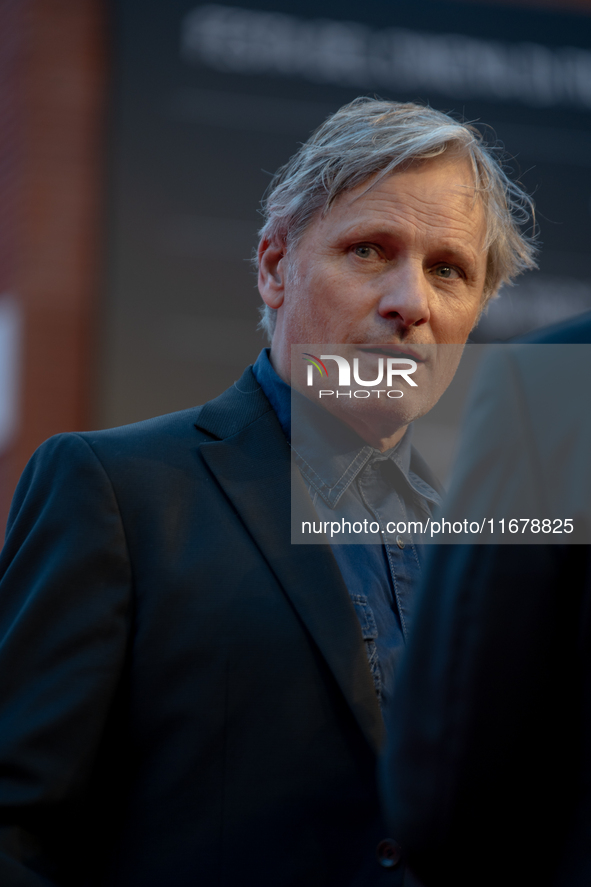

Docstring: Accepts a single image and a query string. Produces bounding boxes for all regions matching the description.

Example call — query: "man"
[0,98,535,886]
[381,311,591,887]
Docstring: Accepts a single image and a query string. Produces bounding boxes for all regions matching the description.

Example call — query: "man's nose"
[377,263,431,329]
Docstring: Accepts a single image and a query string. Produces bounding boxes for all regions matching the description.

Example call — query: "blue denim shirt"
[252,349,441,719]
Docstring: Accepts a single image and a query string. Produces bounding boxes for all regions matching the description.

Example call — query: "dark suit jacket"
[381,317,591,887]
[0,366,408,887]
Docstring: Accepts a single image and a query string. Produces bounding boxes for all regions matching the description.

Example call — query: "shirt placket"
[357,458,422,641]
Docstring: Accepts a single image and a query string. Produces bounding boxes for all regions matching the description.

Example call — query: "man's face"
[258,153,488,447]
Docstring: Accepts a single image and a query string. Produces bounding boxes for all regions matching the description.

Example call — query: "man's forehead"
[344,155,478,208]
[314,155,485,242]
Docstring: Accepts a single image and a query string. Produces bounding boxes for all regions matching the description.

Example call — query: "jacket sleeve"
[0,433,133,885]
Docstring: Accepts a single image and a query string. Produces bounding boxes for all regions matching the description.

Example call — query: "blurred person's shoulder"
[513,310,591,344]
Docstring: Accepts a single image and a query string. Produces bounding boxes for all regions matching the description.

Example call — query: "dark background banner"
[101,0,591,427]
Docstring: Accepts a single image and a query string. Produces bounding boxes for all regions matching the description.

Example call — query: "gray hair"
[257,97,537,339]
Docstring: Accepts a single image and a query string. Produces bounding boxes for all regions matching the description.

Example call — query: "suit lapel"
[195,370,384,754]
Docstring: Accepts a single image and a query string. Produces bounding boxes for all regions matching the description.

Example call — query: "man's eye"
[434,265,459,279]
[353,245,375,259]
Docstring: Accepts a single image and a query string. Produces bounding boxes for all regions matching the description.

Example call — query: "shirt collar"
[252,348,440,509]
[252,348,292,440]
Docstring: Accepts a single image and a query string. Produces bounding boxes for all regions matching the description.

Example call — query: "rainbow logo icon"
[302,353,328,377]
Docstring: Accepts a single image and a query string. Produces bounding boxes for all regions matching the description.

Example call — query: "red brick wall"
[0,0,25,535]
[0,0,108,535]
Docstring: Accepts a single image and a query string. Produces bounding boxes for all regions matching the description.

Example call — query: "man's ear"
[258,238,286,309]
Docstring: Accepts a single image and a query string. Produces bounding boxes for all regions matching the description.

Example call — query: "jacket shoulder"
[77,364,271,456]
[78,403,213,454]
[11,367,273,511]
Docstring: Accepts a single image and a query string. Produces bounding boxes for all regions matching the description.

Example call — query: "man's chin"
[313,390,428,450]
[290,343,465,449]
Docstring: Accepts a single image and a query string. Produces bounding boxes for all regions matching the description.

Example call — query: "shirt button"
[376,838,402,868]
[396,535,405,549]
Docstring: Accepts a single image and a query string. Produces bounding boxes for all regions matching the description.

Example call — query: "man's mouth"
[356,344,427,363]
